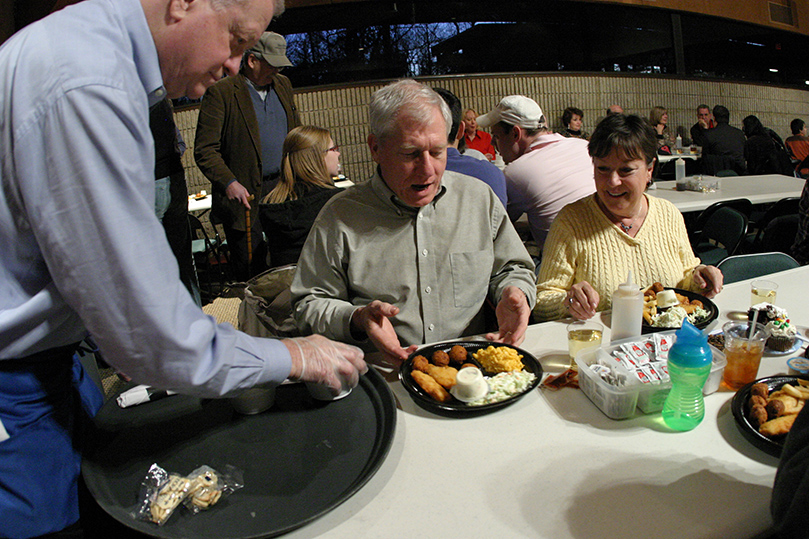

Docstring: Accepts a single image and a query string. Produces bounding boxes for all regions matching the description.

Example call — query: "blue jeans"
[154,176,171,222]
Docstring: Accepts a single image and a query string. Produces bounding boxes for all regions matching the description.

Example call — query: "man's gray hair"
[210,0,286,18]
[369,79,452,141]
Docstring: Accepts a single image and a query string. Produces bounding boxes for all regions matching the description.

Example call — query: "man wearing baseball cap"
[196,31,300,280]
[479,95,595,256]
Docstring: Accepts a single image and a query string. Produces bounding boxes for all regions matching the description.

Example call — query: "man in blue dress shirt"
[0,0,365,536]
[433,87,508,208]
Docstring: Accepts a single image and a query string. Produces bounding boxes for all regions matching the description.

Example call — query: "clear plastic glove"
[285,335,367,396]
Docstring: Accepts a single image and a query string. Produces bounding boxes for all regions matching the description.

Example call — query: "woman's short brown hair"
[588,114,658,166]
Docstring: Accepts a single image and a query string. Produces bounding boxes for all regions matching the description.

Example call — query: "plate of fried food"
[641,284,718,333]
[731,375,809,457]
[399,341,542,416]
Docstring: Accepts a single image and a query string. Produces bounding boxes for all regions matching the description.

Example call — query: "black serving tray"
[82,368,396,538]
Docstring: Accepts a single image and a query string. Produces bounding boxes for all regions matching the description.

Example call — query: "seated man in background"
[786,118,809,178]
[479,95,595,254]
[433,87,508,208]
[291,80,536,365]
[463,107,497,161]
[689,104,715,147]
[701,105,746,175]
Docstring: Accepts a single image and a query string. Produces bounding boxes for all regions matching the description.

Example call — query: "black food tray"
[82,368,396,538]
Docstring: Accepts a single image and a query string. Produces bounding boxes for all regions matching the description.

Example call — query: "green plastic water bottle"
[661,320,713,431]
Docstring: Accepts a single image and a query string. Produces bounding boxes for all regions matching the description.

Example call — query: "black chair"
[189,214,227,301]
[692,206,748,266]
[742,197,800,253]
[688,198,753,246]
[717,252,800,284]
[760,214,800,256]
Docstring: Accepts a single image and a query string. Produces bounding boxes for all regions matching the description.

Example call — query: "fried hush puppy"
[448,345,468,365]
[411,370,452,403]
[747,383,808,437]
[751,383,769,399]
[432,350,450,367]
[412,355,429,373]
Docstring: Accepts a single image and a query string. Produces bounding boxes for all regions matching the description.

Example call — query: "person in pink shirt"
[479,95,596,255]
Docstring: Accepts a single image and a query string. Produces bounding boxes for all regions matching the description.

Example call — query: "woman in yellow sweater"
[534,114,723,322]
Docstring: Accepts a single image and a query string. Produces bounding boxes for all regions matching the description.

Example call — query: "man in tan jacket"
[195,31,300,281]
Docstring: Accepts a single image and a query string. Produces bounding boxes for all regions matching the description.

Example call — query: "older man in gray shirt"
[291,80,536,364]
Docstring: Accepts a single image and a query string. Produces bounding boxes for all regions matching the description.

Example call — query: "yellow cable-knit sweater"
[534,193,701,321]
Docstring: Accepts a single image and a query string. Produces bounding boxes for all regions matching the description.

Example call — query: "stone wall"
[177,72,809,192]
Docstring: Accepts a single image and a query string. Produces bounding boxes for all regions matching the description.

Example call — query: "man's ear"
[167,0,192,23]
[455,121,466,142]
[367,133,380,162]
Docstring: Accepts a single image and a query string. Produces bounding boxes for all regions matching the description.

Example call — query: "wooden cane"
[245,194,255,267]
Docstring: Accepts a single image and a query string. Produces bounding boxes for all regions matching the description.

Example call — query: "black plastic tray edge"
[641,287,719,334]
[730,374,809,458]
[398,341,543,418]
[276,366,397,537]
[81,367,397,539]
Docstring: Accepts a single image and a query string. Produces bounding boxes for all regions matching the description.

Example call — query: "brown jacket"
[194,73,300,231]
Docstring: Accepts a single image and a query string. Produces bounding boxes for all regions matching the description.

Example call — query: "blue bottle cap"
[670,320,712,368]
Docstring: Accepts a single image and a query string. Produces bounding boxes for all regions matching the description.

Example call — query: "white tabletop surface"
[658,152,700,163]
[187,194,212,213]
[284,265,809,539]
[653,174,805,213]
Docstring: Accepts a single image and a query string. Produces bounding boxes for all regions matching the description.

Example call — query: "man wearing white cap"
[479,95,595,255]
[196,31,300,280]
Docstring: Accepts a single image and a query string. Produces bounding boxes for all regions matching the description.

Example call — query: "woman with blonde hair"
[649,106,675,150]
[259,125,342,267]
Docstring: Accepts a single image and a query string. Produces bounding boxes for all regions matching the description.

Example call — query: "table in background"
[187,194,212,213]
[281,265,809,539]
[658,152,700,164]
[653,174,805,214]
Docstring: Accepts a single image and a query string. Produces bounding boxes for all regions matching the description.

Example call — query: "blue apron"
[0,345,103,539]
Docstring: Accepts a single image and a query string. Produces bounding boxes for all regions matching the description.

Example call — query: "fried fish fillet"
[425,364,459,390]
[411,370,452,402]
[759,413,798,437]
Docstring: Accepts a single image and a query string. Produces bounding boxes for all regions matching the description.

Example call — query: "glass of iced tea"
[722,321,770,390]
[567,320,603,368]
[750,280,778,306]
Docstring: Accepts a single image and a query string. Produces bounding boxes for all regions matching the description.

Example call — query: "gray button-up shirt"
[291,170,536,347]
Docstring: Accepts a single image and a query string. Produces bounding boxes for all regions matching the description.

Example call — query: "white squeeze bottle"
[675,134,683,149]
[675,158,686,182]
[610,271,643,342]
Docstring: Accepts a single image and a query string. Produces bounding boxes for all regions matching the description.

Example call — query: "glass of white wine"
[750,280,778,306]
[567,320,604,368]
